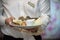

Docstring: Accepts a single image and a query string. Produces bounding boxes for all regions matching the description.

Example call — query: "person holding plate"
[0,0,50,40]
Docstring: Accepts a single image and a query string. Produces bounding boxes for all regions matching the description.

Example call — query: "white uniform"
[0,0,50,40]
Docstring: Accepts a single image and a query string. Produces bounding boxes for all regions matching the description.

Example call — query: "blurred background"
[42,0,60,39]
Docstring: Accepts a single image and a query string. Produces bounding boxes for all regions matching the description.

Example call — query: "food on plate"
[26,19,35,26]
[12,19,22,25]
[12,19,27,26]
[18,16,25,21]
[12,16,43,27]
[32,17,43,26]
[26,16,31,20]
[20,21,27,26]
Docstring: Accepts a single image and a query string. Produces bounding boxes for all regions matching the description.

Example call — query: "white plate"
[9,22,41,29]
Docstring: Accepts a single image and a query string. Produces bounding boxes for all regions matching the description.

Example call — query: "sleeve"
[0,0,6,26]
[40,0,50,25]
[37,0,51,35]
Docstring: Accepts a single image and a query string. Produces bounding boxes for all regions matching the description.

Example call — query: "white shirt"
[2,0,40,19]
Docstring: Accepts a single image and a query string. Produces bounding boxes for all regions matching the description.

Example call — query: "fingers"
[5,18,11,25]
[5,17,15,25]
[10,16,15,21]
